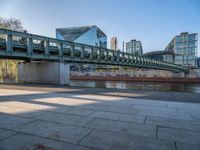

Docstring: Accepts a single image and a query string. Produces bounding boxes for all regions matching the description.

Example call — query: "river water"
[70,80,200,93]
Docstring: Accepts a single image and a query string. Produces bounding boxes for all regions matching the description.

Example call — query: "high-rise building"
[164,32,198,68]
[110,36,118,50]
[126,39,143,55]
[56,25,107,48]
[197,57,200,68]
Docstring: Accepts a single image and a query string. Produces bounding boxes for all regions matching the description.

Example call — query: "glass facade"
[126,40,143,55]
[143,51,174,63]
[164,32,198,68]
[56,25,107,71]
[197,57,200,68]
[56,25,107,48]
[163,54,173,63]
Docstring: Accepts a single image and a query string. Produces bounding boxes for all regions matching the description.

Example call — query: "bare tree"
[0,17,26,83]
[0,17,25,31]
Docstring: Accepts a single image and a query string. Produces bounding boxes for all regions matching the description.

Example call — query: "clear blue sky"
[0,0,200,55]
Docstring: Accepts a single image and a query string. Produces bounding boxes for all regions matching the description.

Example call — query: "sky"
[0,0,200,56]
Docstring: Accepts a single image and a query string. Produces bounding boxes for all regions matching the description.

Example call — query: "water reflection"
[70,80,200,93]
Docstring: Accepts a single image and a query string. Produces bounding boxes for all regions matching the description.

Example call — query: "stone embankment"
[71,75,200,83]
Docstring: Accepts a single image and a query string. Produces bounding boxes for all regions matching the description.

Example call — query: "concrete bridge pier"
[18,61,70,85]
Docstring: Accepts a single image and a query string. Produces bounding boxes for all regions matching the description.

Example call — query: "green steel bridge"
[0,28,188,72]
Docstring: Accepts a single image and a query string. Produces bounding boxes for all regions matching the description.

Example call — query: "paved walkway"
[0,84,200,150]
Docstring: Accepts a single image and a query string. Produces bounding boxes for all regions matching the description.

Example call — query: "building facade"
[110,36,118,50]
[143,50,173,61]
[164,32,198,68]
[126,39,143,55]
[56,25,107,48]
[197,57,200,68]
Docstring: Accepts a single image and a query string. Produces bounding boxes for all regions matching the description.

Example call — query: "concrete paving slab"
[0,89,45,96]
[145,116,200,132]
[84,118,156,138]
[0,101,56,111]
[0,133,90,150]
[191,114,200,122]
[167,102,200,110]
[129,99,168,108]
[79,129,175,150]
[0,105,47,118]
[178,108,200,119]
[132,105,178,113]
[0,113,33,130]
[137,109,194,121]
[0,129,17,141]
[71,94,127,102]
[157,127,200,145]
[71,95,134,107]
[95,101,132,108]
[33,96,97,107]
[89,111,145,124]
[51,107,95,116]
[77,103,138,114]
[15,120,93,144]
[36,111,94,127]
[176,142,200,150]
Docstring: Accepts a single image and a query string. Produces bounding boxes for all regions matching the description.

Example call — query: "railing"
[0,28,188,72]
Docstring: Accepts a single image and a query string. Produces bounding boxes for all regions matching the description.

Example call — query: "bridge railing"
[0,28,188,72]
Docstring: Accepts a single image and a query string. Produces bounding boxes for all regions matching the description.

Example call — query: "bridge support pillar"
[18,62,70,85]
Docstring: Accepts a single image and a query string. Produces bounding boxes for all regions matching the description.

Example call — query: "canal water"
[70,80,200,93]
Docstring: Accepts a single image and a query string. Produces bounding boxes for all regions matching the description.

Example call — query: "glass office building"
[197,57,200,68]
[164,32,198,68]
[56,25,107,48]
[126,39,143,55]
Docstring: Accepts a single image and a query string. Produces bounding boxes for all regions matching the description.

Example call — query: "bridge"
[0,28,188,85]
[143,50,175,62]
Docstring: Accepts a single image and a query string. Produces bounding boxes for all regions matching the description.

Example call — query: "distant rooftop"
[176,32,197,37]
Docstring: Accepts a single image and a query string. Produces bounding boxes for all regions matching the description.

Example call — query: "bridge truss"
[0,28,188,72]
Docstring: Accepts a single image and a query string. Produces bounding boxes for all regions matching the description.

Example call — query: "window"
[188,55,195,59]
[188,47,196,53]
[188,41,196,47]
[188,34,197,41]
[175,48,182,54]
[175,36,182,42]
[175,55,183,60]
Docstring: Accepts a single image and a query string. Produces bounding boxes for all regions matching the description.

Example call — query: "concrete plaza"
[0,84,200,150]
